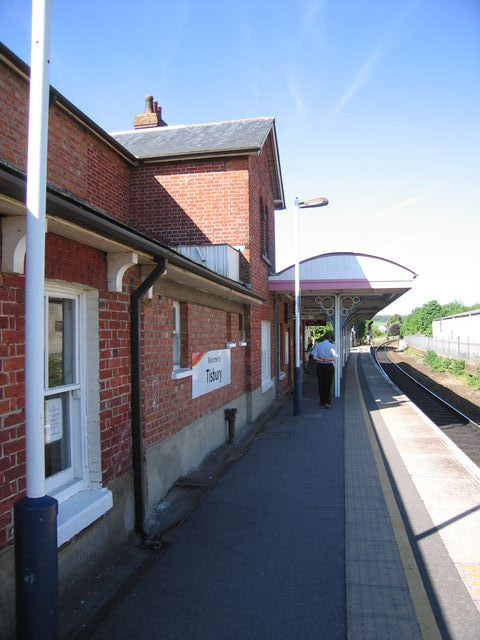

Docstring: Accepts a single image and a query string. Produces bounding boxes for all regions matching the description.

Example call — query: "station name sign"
[191,349,231,399]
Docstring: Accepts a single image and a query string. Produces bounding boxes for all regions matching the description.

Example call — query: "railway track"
[374,342,480,469]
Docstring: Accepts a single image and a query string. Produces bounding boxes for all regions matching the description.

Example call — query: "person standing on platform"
[311,332,338,408]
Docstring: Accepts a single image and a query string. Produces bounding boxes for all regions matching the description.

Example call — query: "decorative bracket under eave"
[107,252,138,292]
[0,217,46,275]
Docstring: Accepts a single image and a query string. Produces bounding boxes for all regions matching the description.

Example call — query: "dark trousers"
[316,363,335,404]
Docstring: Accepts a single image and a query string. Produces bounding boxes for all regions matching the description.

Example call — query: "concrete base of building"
[145,384,275,513]
[0,544,15,638]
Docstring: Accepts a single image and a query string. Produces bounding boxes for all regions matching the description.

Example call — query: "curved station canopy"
[269,252,417,395]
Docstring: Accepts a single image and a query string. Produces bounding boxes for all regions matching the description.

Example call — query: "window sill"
[56,486,113,548]
[238,341,247,347]
[171,368,193,380]
[262,378,274,393]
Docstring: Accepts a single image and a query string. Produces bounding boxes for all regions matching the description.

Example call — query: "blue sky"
[1,0,479,314]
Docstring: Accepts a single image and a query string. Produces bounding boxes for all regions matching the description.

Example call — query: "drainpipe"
[131,259,167,538]
[273,293,280,398]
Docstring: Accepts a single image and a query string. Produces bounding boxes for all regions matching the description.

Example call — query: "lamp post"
[293,196,329,416]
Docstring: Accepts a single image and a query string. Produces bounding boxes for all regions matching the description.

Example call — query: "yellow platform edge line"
[354,356,442,640]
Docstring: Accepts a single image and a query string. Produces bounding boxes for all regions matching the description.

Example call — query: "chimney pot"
[144,94,153,113]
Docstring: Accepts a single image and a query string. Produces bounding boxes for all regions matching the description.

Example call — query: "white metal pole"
[294,198,300,369]
[334,294,341,397]
[14,4,58,638]
[25,0,52,498]
[293,197,302,415]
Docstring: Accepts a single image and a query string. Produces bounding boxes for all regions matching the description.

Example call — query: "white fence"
[404,334,480,366]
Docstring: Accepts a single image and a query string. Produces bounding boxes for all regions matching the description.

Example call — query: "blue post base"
[14,495,59,640]
[294,366,302,416]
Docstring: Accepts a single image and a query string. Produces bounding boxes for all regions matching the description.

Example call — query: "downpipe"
[131,259,167,539]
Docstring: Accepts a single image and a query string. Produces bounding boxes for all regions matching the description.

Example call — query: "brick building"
[0,43,292,633]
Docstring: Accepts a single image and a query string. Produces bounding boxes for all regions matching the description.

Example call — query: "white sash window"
[44,288,85,497]
[43,284,112,546]
[261,320,272,391]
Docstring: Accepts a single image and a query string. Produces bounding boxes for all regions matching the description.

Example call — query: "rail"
[373,342,480,469]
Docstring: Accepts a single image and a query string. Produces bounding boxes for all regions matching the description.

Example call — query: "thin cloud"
[384,195,421,214]
[287,0,326,118]
[298,0,326,45]
[331,0,417,120]
[287,72,306,118]
[332,36,387,119]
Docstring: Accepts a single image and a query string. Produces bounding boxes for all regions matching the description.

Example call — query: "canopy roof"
[269,252,417,324]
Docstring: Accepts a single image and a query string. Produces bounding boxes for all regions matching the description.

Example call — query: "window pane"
[261,321,271,381]
[44,393,71,478]
[48,298,75,388]
[173,302,181,367]
[173,334,180,367]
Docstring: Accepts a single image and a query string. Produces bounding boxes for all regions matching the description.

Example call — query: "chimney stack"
[134,94,167,129]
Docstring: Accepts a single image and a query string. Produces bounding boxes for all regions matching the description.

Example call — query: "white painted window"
[261,320,272,391]
[173,301,181,369]
[44,284,111,546]
[285,330,289,365]
[44,289,84,495]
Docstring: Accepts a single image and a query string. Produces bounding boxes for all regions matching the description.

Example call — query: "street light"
[293,196,329,416]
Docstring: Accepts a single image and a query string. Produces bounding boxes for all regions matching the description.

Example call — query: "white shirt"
[312,340,338,363]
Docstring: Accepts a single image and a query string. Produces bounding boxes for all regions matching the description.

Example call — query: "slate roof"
[110,117,275,161]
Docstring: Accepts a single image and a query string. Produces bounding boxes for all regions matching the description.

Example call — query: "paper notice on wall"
[191,349,231,399]
[45,397,63,444]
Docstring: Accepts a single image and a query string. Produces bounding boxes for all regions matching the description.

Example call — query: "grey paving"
[87,375,345,640]
[358,348,480,639]
[344,355,422,640]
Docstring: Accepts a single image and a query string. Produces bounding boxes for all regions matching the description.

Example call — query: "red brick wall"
[247,148,276,296]
[0,60,130,223]
[128,148,277,300]
[0,272,25,547]
[0,61,28,169]
[86,141,129,224]
[141,297,247,448]
[129,157,250,246]
[45,233,106,287]
[99,291,132,483]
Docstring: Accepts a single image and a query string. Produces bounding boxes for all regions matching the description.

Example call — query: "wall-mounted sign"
[191,349,231,399]
[45,397,63,444]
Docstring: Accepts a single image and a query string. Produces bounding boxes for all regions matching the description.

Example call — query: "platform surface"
[81,348,480,639]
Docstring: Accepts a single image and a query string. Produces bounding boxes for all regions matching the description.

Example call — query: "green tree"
[354,319,366,341]
[440,301,467,317]
[312,322,334,342]
[402,300,480,336]
[403,300,442,336]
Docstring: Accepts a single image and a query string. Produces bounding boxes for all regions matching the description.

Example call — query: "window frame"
[173,301,181,370]
[260,198,271,265]
[44,285,87,500]
[261,320,272,391]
